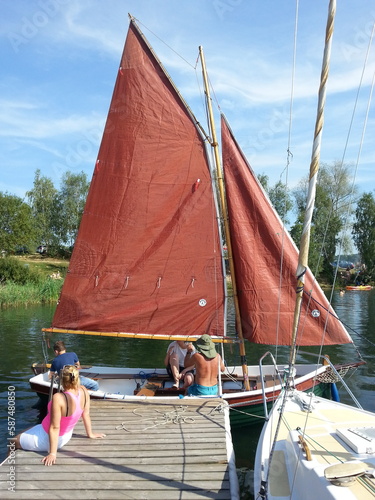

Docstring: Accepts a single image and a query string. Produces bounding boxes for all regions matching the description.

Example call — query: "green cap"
[195,334,217,359]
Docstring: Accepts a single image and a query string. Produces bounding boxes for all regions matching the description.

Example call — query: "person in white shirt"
[164,340,195,389]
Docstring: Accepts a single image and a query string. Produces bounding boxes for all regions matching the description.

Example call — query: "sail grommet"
[198,299,207,307]
[311,309,320,318]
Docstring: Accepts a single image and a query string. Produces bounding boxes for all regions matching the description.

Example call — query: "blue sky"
[1,0,374,201]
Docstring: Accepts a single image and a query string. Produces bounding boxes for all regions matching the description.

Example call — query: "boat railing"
[48,372,63,402]
[48,373,56,402]
[259,351,283,419]
[298,350,362,409]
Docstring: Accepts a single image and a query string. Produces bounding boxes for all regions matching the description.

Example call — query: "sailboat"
[30,15,361,426]
[254,1,375,498]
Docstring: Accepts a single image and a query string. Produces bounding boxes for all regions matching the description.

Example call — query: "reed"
[0,257,64,307]
[0,279,63,307]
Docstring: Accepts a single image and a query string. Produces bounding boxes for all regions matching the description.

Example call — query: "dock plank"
[0,398,238,499]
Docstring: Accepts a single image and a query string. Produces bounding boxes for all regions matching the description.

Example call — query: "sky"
[1,0,374,201]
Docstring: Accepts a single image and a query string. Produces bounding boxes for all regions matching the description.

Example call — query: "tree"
[52,172,90,246]
[0,192,36,253]
[26,169,58,246]
[290,161,355,280]
[312,184,342,276]
[257,174,293,224]
[352,192,375,277]
[268,180,293,225]
[319,161,356,213]
[257,174,269,192]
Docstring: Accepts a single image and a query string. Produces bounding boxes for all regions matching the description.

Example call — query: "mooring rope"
[115,405,196,433]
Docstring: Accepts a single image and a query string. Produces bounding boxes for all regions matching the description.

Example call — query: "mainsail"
[221,114,352,346]
[52,20,225,337]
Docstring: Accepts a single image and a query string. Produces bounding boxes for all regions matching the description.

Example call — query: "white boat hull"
[29,363,345,423]
[254,390,375,499]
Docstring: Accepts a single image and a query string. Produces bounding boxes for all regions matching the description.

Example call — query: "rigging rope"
[296,17,375,362]
[273,0,300,369]
[129,15,197,70]
[261,2,339,497]
[289,0,337,368]
[115,405,196,432]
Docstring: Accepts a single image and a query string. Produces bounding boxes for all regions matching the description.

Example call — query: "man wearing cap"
[184,334,225,396]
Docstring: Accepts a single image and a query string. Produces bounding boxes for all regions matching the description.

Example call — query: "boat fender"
[330,382,340,402]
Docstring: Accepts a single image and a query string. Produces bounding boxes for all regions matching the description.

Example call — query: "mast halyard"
[289,0,336,366]
[199,46,250,391]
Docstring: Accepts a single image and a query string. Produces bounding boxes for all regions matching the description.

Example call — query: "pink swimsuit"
[42,390,84,435]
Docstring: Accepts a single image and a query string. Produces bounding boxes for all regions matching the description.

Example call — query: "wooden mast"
[289,0,336,366]
[199,46,250,391]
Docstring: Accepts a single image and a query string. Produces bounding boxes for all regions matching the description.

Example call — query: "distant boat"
[30,14,360,425]
[346,285,372,291]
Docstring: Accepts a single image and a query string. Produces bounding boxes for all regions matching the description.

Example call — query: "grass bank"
[0,255,68,307]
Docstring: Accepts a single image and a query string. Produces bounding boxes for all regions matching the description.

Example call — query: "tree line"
[259,161,375,283]
[0,169,89,258]
[0,163,374,283]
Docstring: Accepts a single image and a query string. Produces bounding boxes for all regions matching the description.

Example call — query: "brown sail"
[52,20,225,337]
[221,114,352,346]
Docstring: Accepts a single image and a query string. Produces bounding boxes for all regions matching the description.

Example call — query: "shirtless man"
[185,334,225,396]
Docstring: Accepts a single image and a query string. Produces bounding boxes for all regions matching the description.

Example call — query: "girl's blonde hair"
[61,365,80,390]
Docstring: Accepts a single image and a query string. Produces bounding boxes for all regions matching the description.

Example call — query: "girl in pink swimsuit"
[12,365,105,466]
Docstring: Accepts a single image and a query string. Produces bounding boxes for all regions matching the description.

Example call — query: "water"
[1,291,375,488]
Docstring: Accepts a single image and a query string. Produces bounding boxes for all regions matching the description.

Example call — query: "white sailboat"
[254,1,375,498]
[30,13,361,427]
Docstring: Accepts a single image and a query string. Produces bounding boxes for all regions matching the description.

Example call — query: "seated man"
[185,334,225,396]
[49,341,99,392]
[164,340,195,389]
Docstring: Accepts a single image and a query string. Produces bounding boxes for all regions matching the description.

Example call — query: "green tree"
[269,180,293,225]
[319,161,356,213]
[52,171,90,246]
[352,192,375,277]
[26,169,58,246]
[0,192,36,253]
[313,184,342,276]
[257,174,269,192]
[257,174,293,224]
[290,161,354,280]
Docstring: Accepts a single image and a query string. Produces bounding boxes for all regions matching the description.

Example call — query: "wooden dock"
[0,398,239,499]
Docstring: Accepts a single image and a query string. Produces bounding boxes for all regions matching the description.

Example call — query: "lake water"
[1,290,375,487]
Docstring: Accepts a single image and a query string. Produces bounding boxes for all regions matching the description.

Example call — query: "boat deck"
[265,396,375,499]
[0,398,239,499]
